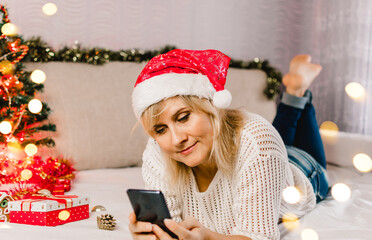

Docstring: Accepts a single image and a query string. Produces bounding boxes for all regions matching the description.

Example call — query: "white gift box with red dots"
[8,195,89,226]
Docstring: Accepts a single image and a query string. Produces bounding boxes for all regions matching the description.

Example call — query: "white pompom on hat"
[132,49,232,119]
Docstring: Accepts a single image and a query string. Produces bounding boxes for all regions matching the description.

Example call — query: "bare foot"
[283,54,322,97]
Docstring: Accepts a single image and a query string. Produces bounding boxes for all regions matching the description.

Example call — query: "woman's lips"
[179,142,197,155]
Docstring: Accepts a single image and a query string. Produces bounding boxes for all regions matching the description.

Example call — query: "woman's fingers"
[152,224,174,240]
[128,212,153,233]
[179,217,201,230]
[164,219,193,239]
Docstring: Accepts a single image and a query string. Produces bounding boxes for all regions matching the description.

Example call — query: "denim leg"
[293,103,327,169]
[272,91,327,169]
[272,103,303,146]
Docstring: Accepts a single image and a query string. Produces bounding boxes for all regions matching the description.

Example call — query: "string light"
[0,121,12,134]
[28,99,43,114]
[345,82,366,101]
[42,3,58,16]
[30,69,46,84]
[353,153,372,173]
[283,186,301,204]
[301,228,319,240]
[1,22,17,36]
[331,183,351,202]
[24,143,38,156]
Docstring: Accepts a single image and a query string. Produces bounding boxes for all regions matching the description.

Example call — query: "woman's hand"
[129,212,157,240]
[152,217,209,240]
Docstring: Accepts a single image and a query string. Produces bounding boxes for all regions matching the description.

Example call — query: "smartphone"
[127,189,178,239]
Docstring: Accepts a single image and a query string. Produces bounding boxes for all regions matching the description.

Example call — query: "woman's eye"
[178,113,190,122]
[155,127,166,135]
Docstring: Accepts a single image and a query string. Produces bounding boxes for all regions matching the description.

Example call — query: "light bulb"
[25,143,38,156]
[331,183,351,202]
[1,23,17,36]
[28,99,43,114]
[31,69,46,84]
[283,186,301,204]
[0,121,12,134]
[42,3,58,16]
[353,153,372,173]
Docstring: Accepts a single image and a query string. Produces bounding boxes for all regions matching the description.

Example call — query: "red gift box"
[8,194,89,226]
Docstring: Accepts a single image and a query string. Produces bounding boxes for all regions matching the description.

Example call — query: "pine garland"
[22,37,282,99]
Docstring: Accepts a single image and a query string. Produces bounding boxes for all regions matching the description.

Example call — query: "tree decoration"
[22,38,282,99]
[0,5,75,199]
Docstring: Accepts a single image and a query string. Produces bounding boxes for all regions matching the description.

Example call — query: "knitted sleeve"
[232,114,289,240]
[141,138,183,222]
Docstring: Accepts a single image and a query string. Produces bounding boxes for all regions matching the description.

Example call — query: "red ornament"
[8,39,20,52]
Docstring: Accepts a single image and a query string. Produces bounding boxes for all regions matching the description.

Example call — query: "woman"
[129,49,329,240]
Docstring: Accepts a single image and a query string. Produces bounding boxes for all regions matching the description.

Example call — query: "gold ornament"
[91,205,106,212]
[0,60,14,75]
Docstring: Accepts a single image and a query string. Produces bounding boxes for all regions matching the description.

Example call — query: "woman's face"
[146,97,214,168]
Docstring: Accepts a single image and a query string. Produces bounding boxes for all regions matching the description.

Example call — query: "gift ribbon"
[20,194,78,211]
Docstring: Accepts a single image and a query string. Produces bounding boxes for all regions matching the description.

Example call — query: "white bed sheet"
[1,165,372,240]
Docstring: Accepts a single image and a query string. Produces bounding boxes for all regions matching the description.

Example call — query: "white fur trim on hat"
[213,89,232,109]
[132,73,215,119]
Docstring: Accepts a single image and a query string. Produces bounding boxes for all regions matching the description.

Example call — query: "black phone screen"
[127,189,178,239]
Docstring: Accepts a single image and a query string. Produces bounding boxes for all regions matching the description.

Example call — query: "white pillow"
[321,130,372,168]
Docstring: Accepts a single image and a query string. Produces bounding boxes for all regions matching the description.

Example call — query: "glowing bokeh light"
[331,183,351,202]
[283,186,301,204]
[21,169,33,180]
[353,153,372,173]
[0,121,12,134]
[1,23,17,36]
[25,143,38,156]
[319,121,339,138]
[282,213,299,231]
[301,228,319,240]
[28,99,43,114]
[345,82,366,101]
[42,3,58,16]
[8,140,22,153]
[30,69,46,84]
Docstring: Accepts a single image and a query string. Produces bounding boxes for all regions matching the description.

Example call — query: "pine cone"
[97,214,116,230]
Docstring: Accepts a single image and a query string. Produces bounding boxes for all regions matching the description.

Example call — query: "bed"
[1,62,371,239]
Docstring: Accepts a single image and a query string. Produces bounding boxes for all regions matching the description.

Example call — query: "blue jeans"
[272,91,329,202]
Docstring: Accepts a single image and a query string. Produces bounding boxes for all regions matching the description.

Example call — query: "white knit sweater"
[142,112,316,240]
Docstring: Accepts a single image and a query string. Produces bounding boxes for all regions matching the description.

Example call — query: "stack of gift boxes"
[0,191,89,226]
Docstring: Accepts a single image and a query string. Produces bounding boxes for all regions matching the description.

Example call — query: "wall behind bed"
[5,0,372,135]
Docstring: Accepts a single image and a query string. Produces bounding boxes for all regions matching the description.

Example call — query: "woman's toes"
[291,54,311,63]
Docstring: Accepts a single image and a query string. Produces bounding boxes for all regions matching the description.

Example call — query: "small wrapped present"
[8,190,89,226]
[0,191,14,223]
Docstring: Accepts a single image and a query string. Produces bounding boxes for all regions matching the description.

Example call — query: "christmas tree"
[0,5,74,199]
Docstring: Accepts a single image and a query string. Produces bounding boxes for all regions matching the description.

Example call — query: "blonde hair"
[141,96,245,193]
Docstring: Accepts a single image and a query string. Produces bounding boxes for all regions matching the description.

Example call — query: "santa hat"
[132,49,232,119]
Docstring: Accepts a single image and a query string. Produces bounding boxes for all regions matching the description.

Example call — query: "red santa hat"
[132,49,232,119]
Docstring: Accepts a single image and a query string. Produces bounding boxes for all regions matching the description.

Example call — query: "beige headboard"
[26,62,276,170]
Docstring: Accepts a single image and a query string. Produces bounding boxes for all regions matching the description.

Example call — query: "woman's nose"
[170,127,187,145]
